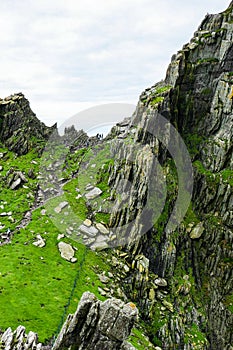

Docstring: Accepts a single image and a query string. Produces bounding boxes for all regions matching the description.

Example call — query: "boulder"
[90,240,109,251]
[79,224,98,237]
[85,187,102,200]
[154,278,168,287]
[83,219,92,227]
[58,242,77,262]
[0,326,41,350]
[10,178,22,190]
[54,201,69,214]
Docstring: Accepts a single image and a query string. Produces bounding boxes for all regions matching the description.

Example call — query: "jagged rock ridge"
[0,93,57,155]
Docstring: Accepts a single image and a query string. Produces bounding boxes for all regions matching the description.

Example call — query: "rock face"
[0,326,42,350]
[0,93,56,155]
[52,292,137,350]
[105,3,233,350]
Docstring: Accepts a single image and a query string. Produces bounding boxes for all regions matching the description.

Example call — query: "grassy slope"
[0,142,156,349]
[0,206,111,342]
[0,145,113,343]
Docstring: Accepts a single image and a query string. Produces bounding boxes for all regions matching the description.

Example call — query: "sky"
[0,0,230,127]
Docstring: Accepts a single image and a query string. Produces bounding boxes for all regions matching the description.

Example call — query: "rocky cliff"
[0,93,56,155]
[104,3,233,349]
[0,3,232,350]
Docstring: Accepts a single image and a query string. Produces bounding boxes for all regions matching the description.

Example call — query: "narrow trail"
[14,140,106,234]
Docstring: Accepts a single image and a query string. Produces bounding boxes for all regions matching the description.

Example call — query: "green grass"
[141,85,171,107]
[62,148,88,179]
[0,208,110,343]
[184,323,208,348]
[150,96,164,106]
[220,169,233,186]
[194,161,233,186]
[223,294,233,313]
[149,85,171,107]
[196,57,219,65]
[0,147,40,233]
[128,327,156,349]
[183,204,200,226]
[184,134,205,157]
[0,144,114,343]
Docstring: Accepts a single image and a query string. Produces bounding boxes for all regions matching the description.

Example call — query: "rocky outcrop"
[0,326,42,350]
[52,291,138,350]
[0,93,56,155]
[0,292,138,350]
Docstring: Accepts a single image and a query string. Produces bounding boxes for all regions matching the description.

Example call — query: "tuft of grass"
[150,96,164,106]
[128,327,156,349]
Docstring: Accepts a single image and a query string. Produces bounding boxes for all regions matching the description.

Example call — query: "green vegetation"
[76,143,114,224]
[62,148,89,179]
[223,294,233,313]
[184,323,208,348]
[0,144,117,342]
[152,159,178,242]
[150,96,164,106]
[0,147,40,233]
[128,326,156,349]
[194,160,233,186]
[183,204,200,226]
[196,57,219,65]
[220,168,233,186]
[148,304,165,347]
[141,85,171,107]
[184,134,205,157]
[0,207,110,343]
[201,87,212,96]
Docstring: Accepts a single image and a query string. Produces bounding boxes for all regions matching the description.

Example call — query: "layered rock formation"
[0,93,56,155]
[105,3,233,349]
[52,291,137,350]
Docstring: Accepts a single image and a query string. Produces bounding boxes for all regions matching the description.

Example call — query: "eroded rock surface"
[52,292,138,350]
[0,93,56,155]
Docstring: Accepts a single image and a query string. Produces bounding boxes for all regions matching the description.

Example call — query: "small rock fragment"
[95,222,109,234]
[190,222,204,239]
[85,187,102,200]
[33,235,46,248]
[83,219,92,227]
[58,241,76,262]
[154,278,168,287]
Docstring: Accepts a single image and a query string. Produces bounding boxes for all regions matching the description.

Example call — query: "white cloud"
[0,0,230,125]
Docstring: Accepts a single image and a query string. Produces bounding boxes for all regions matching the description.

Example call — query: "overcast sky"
[0,0,230,126]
